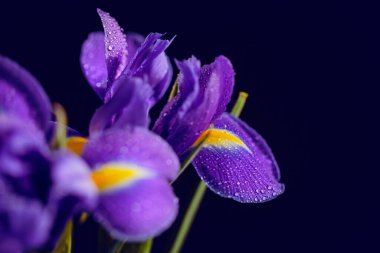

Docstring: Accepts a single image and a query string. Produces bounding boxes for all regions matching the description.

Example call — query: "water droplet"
[267,186,272,190]
[107,45,114,51]
[260,189,265,194]
[234,192,240,197]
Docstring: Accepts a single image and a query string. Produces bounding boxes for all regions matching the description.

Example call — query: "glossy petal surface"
[97,9,128,85]
[192,113,284,203]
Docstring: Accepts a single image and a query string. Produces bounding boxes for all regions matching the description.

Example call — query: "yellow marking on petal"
[66,137,88,155]
[91,163,150,192]
[192,129,250,151]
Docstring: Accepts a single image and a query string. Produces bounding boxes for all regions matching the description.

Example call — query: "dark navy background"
[0,0,378,252]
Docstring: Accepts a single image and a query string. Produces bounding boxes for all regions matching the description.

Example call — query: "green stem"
[110,241,124,253]
[139,239,153,253]
[169,181,207,253]
[231,91,248,118]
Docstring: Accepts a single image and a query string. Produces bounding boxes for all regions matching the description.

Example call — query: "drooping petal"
[123,33,173,105]
[82,128,179,241]
[97,9,128,86]
[80,32,108,99]
[89,76,152,135]
[192,113,284,203]
[0,55,51,133]
[94,175,178,241]
[153,56,235,155]
[83,127,180,181]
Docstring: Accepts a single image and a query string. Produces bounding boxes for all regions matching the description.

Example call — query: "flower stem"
[169,181,207,253]
[110,241,124,253]
[231,91,248,118]
[139,239,153,253]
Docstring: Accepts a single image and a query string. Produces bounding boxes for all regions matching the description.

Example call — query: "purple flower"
[0,55,97,252]
[153,56,285,203]
[75,10,180,240]
[81,127,180,241]
[80,9,173,134]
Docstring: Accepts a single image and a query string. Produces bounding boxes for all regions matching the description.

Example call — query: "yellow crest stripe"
[66,137,88,155]
[91,163,150,192]
[192,129,250,151]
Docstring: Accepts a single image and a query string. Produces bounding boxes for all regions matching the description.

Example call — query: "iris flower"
[80,9,173,134]
[73,9,180,242]
[0,55,97,252]
[153,57,285,203]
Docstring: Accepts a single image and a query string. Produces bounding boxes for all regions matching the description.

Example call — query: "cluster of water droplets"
[97,9,128,81]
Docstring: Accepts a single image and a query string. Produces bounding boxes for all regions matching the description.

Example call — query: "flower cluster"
[0,9,284,253]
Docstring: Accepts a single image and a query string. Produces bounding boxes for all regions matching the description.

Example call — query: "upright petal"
[83,127,180,180]
[0,55,51,133]
[97,9,128,86]
[205,56,235,121]
[192,113,284,203]
[125,33,145,67]
[80,32,108,99]
[153,56,234,155]
[124,33,173,105]
[89,76,152,135]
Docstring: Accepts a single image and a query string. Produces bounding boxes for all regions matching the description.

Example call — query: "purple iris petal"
[83,127,179,180]
[80,32,108,99]
[192,113,284,203]
[82,127,179,241]
[0,178,53,253]
[89,76,153,135]
[125,33,173,105]
[153,55,234,155]
[95,178,178,242]
[97,9,128,86]
[0,115,97,251]
[45,150,97,249]
[80,32,145,100]
[0,55,51,134]
[125,32,145,67]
